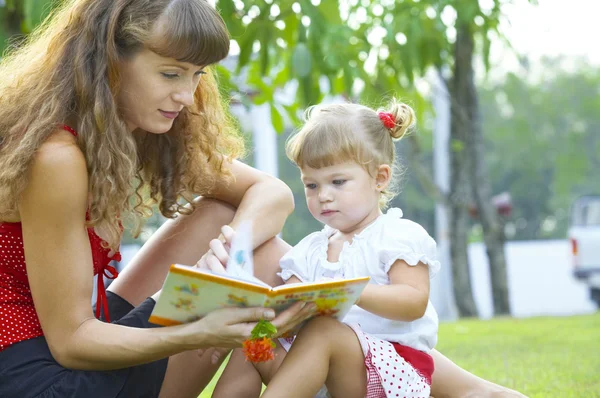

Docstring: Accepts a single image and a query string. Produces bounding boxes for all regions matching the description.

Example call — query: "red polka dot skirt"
[279,324,431,398]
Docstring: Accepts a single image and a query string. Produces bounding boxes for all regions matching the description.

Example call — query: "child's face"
[301,162,382,234]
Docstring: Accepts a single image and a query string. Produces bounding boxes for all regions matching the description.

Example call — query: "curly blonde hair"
[0,0,244,250]
[286,99,415,209]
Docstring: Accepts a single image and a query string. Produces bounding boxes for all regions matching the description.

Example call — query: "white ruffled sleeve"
[377,210,441,278]
[277,232,319,282]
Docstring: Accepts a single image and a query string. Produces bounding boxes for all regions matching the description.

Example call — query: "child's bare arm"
[284,275,302,284]
[356,260,430,321]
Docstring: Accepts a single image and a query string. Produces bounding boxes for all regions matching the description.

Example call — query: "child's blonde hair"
[286,99,415,208]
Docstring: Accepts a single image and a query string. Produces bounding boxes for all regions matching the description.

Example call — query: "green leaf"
[259,22,271,76]
[291,42,311,78]
[319,0,341,24]
[217,0,245,37]
[250,319,277,339]
[270,103,284,133]
[283,103,301,126]
[273,63,290,87]
[282,12,299,44]
[236,23,258,72]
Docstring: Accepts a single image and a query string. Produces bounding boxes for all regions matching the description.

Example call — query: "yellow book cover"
[149,264,370,326]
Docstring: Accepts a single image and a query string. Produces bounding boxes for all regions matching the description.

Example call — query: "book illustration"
[227,293,250,307]
[174,283,200,296]
[233,249,246,268]
[171,298,195,312]
[226,221,254,278]
[314,297,346,316]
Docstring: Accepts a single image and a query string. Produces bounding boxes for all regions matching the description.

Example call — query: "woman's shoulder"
[22,128,88,208]
[35,128,86,171]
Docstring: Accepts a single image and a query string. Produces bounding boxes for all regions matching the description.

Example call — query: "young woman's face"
[116,49,205,133]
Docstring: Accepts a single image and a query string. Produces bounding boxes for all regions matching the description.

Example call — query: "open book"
[148,264,370,326]
[149,221,369,326]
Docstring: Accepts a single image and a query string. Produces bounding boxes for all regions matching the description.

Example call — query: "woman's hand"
[195,225,235,273]
[271,301,317,338]
[191,301,317,364]
[188,306,274,349]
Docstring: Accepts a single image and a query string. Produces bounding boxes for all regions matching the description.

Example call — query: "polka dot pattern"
[0,221,120,352]
[346,324,430,398]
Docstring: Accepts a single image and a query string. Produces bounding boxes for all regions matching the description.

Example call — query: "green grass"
[199,313,600,397]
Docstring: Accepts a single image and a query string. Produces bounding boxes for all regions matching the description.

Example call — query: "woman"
[0,0,524,397]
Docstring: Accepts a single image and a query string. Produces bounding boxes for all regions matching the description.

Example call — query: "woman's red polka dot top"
[0,125,121,352]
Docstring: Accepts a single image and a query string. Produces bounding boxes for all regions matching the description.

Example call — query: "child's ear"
[375,165,392,191]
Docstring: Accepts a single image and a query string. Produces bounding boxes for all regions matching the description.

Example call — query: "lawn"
[199,313,600,397]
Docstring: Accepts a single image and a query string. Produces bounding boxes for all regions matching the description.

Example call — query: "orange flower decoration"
[243,337,276,362]
[243,319,277,363]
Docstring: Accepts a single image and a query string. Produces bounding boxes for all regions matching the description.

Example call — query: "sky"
[496,0,600,69]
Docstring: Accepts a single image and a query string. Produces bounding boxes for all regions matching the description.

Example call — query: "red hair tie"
[378,112,395,129]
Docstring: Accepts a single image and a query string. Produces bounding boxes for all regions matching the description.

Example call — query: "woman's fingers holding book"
[194,307,275,348]
[202,306,275,331]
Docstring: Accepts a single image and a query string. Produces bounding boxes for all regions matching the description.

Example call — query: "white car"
[569,195,600,307]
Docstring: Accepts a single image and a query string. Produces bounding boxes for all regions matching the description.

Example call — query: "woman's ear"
[375,164,392,191]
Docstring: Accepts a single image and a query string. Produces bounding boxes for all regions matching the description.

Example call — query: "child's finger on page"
[206,254,227,273]
[209,238,229,265]
[194,251,210,269]
[221,225,235,244]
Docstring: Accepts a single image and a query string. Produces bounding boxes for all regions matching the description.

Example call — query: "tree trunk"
[447,28,478,318]
[455,23,511,316]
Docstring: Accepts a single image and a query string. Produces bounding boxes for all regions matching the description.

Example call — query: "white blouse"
[279,208,440,352]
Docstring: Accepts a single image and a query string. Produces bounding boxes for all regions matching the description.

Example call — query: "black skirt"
[0,292,169,398]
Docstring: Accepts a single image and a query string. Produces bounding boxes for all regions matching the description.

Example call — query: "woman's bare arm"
[208,160,294,249]
[18,134,272,370]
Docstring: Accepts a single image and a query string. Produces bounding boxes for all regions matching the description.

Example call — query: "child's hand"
[196,347,230,365]
[195,225,235,273]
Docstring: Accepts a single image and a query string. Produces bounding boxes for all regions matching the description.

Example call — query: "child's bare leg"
[430,349,527,398]
[262,317,367,398]
[213,342,288,398]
